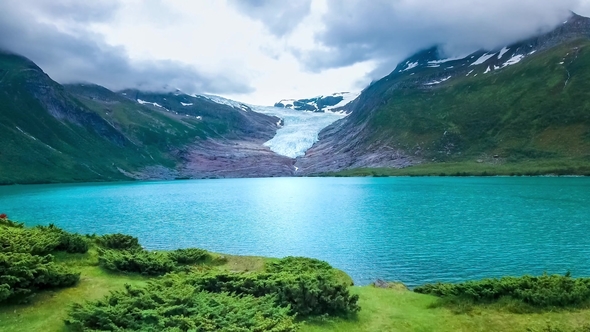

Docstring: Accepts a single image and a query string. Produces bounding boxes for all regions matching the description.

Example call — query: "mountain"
[274,92,359,112]
[295,13,590,175]
[0,52,292,184]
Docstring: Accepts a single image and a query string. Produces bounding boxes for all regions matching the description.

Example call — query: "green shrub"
[98,233,141,250]
[266,256,333,274]
[168,248,210,265]
[0,224,89,255]
[0,252,80,304]
[98,249,176,276]
[56,232,89,254]
[66,283,298,332]
[179,269,360,317]
[415,273,590,308]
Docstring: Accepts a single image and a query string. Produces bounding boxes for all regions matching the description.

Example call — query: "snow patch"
[503,54,525,66]
[137,99,163,108]
[424,76,451,86]
[428,56,465,65]
[401,61,419,72]
[484,66,492,74]
[498,47,510,59]
[324,91,360,111]
[466,70,474,76]
[180,102,193,106]
[471,53,496,66]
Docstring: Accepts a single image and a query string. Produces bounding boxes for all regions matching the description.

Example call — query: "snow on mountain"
[273,92,359,113]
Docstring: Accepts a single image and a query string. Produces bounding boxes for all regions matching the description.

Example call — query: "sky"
[1,0,590,105]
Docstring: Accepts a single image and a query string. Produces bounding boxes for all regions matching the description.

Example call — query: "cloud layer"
[296,0,583,80]
[0,0,253,94]
[228,0,312,37]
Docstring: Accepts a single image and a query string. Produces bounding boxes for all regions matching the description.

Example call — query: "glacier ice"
[249,105,347,158]
[202,94,349,159]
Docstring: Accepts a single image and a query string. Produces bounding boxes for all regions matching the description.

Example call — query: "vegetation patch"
[0,216,85,304]
[415,273,590,309]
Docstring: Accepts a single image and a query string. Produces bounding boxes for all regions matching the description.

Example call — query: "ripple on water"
[1,177,590,286]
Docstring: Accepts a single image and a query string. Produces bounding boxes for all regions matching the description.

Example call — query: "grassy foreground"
[2,222,590,331]
[3,259,590,332]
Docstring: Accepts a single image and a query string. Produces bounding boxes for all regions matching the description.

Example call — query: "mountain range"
[1,12,590,184]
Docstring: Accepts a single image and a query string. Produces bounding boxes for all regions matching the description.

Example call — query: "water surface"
[1,177,589,286]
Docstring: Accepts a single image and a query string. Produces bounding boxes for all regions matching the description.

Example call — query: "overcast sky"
[1,0,589,105]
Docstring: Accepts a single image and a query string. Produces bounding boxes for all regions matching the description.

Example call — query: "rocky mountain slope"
[0,52,292,184]
[274,92,359,112]
[296,13,590,174]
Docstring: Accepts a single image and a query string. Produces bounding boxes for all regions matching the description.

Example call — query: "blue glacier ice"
[250,105,346,158]
[203,95,348,159]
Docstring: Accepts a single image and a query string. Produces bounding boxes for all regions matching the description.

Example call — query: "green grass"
[301,287,590,332]
[3,247,590,332]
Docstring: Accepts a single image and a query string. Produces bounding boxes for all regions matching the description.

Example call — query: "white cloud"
[2,0,590,105]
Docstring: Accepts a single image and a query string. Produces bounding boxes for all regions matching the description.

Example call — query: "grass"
[301,287,590,332]
[3,248,590,332]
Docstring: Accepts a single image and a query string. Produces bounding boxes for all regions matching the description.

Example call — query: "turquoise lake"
[1,177,589,286]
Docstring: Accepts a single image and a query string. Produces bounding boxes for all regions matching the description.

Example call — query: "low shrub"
[97,233,141,251]
[178,270,360,317]
[98,249,176,276]
[415,273,590,308]
[0,224,88,255]
[266,256,333,274]
[0,252,80,304]
[55,232,89,254]
[66,283,298,332]
[168,248,210,264]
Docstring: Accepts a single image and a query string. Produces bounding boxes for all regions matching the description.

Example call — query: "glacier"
[202,95,348,159]
[250,105,347,158]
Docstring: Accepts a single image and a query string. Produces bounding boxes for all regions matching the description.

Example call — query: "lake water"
[1,177,589,287]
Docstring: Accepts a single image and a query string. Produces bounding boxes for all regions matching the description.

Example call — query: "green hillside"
[315,36,590,176]
[0,53,278,184]
[368,39,590,162]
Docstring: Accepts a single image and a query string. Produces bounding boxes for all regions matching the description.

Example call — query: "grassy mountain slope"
[0,53,144,184]
[0,52,282,184]
[298,15,590,176]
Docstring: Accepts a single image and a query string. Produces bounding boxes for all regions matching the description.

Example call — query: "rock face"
[274,92,359,112]
[177,139,295,179]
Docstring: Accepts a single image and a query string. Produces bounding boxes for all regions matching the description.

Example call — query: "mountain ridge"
[295,12,590,175]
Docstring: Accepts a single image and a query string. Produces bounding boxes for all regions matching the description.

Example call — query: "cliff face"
[296,13,590,174]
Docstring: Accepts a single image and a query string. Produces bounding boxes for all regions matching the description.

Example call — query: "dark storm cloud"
[228,0,312,37]
[298,0,581,81]
[0,0,253,94]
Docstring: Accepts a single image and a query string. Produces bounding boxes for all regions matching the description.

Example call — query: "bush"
[168,248,210,265]
[178,270,360,317]
[0,224,88,255]
[56,232,89,254]
[98,233,141,251]
[98,249,176,276]
[0,252,80,304]
[414,273,590,308]
[266,256,333,274]
[66,283,298,332]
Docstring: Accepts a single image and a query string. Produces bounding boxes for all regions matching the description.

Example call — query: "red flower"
[0,214,7,219]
